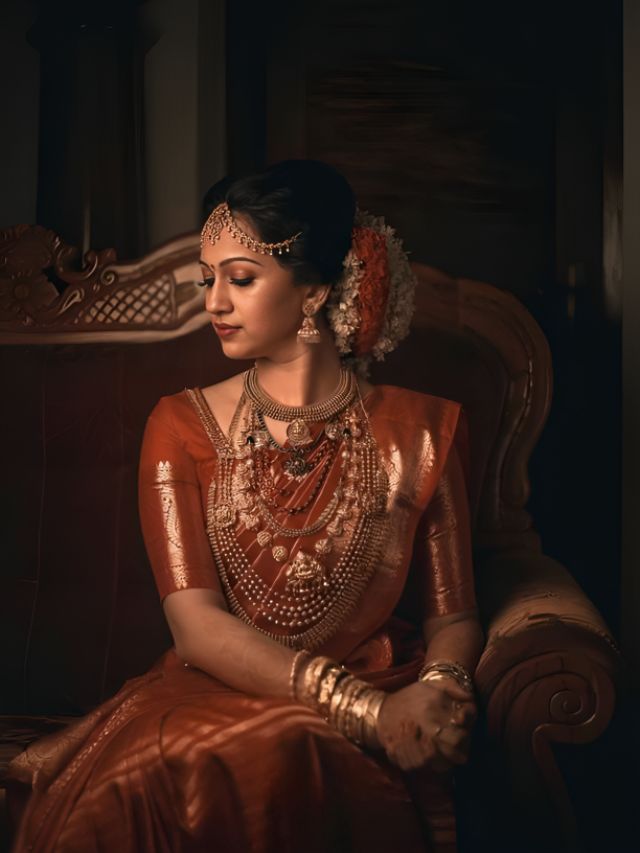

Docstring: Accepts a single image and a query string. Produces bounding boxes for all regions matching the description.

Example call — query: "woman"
[8,160,484,852]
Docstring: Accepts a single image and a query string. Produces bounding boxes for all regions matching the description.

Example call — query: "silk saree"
[8,384,476,853]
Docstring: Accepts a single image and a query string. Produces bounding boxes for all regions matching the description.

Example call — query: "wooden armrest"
[474,549,621,697]
[471,549,622,849]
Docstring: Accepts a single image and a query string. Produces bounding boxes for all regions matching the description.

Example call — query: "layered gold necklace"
[189,369,390,650]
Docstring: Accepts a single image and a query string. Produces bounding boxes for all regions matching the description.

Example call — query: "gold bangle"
[359,689,385,749]
[289,649,311,701]
[300,656,334,711]
[418,660,474,694]
[343,681,366,740]
[317,665,348,715]
[351,681,371,743]
[328,675,354,729]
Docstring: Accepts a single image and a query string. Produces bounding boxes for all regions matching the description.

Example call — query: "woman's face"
[199,216,313,362]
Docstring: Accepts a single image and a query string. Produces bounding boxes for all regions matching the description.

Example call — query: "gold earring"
[297,302,321,344]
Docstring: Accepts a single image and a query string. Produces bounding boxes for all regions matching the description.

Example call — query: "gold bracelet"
[300,656,334,711]
[289,649,311,701]
[317,665,349,715]
[328,675,355,730]
[344,681,368,741]
[294,656,386,749]
[361,690,386,749]
[418,660,474,693]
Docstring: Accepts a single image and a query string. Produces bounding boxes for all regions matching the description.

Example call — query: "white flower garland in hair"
[326,208,416,374]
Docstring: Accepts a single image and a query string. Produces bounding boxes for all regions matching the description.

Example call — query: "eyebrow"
[199,256,264,269]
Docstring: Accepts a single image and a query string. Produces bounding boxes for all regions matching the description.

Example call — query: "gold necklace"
[191,389,390,650]
[243,367,358,448]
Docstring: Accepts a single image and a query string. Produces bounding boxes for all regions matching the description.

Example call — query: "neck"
[255,338,345,407]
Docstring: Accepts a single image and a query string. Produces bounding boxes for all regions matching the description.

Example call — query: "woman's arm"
[422,607,484,677]
[139,398,300,700]
[163,588,298,698]
[377,415,484,770]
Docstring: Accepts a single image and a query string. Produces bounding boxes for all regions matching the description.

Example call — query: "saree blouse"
[138,383,476,667]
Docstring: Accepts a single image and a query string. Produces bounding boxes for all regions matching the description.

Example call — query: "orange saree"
[8,384,476,853]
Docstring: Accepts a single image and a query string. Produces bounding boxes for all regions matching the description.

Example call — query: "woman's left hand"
[376,677,477,772]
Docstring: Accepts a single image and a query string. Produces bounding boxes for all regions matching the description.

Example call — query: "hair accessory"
[200,201,303,255]
[297,302,321,344]
[326,207,417,370]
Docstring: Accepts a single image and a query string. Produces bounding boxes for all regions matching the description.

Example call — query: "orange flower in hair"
[350,227,391,357]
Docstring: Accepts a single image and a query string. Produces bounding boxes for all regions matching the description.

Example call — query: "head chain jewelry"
[200,201,303,255]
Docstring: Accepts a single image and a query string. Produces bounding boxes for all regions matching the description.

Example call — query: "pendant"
[283,449,313,478]
[315,538,333,555]
[286,419,313,448]
[213,504,236,528]
[257,530,272,547]
[272,545,289,562]
[285,551,328,597]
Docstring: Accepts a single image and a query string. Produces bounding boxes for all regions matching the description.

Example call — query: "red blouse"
[138,384,477,667]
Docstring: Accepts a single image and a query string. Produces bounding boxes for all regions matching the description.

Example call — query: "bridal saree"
[8,384,476,853]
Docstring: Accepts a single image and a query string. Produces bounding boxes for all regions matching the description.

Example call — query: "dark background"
[0,0,634,850]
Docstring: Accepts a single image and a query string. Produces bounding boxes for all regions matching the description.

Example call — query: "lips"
[212,322,241,338]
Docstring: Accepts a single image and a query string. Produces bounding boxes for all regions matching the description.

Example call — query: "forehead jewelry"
[200,201,303,255]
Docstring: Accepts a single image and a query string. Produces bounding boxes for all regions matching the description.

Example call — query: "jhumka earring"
[297,302,321,344]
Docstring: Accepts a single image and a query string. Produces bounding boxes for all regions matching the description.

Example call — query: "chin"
[216,337,262,361]
[215,333,297,363]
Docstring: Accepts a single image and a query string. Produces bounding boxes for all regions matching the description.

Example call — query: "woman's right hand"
[375,679,476,772]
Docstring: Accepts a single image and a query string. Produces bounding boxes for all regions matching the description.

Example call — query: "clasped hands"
[375,677,477,772]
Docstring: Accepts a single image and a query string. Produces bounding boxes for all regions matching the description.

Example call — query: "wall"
[141,0,226,252]
[0,1,39,228]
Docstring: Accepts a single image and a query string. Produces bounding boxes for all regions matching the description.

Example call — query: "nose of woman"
[204,279,233,316]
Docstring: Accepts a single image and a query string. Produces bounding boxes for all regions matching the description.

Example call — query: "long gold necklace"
[192,386,390,650]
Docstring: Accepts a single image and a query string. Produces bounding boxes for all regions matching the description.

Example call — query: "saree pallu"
[8,385,476,852]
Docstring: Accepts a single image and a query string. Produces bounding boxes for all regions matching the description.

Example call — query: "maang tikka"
[201,202,303,255]
[297,302,321,344]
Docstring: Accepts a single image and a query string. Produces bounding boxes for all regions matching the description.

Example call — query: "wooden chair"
[0,224,621,852]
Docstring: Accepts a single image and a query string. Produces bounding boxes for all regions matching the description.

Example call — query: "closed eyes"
[196,276,254,288]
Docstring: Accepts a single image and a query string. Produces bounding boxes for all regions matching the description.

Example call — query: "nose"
[204,279,233,316]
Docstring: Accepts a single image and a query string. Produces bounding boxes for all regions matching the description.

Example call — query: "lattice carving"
[0,225,207,342]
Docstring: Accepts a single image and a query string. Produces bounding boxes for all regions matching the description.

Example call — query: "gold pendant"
[285,551,328,597]
[213,504,236,528]
[286,419,313,447]
[257,530,273,547]
[283,449,313,478]
[272,545,289,562]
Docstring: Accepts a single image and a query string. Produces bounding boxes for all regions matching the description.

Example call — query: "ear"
[303,283,332,312]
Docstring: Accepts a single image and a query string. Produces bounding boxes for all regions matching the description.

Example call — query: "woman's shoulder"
[149,375,241,418]
[368,384,462,424]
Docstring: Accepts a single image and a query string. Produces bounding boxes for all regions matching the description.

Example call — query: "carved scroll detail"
[0,225,207,342]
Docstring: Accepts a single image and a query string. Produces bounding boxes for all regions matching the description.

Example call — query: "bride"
[9,159,483,853]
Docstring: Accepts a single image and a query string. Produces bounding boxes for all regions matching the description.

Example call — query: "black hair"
[202,160,356,287]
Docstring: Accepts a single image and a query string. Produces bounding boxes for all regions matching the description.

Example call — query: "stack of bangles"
[417,659,475,693]
[289,651,385,749]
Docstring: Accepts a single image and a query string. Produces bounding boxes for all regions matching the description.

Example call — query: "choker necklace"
[243,367,358,448]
